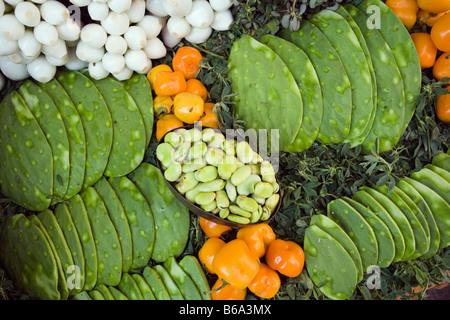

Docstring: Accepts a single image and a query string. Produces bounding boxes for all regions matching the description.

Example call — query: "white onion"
[89,61,109,80]
[18,30,41,58]
[56,19,81,41]
[146,0,168,17]
[29,0,47,3]
[0,14,25,40]
[105,35,128,55]
[124,49,150,73]
[80,23,107,48]
[161,24,181,48]
[163,0,192,17]
[64,46,88,70]
[69,0,92,7]
[211,9,233,31]
[75,41,104,63]
[42,38,68,59]
[108,0,132,14]
[127,0,146,23]
[45,53,69,67]
[14,1,40,27]
[87,1,109,21]
[4,0,23,6]
[8,51,35,64]
[40,0,69,25]
[27,55,56,83]
[166,16,191,39]
[101,11,130,36]
[184,25,212,44]
[124,25,147,50]
[185,0,214,29]
[112,65,133,81]
[136,14,163,40]
[0,35,19,55]
[143,37,166,59]
[209,0,233,12]
[0,55,29,81]
[34,20,59,46]
[101,52,125,74]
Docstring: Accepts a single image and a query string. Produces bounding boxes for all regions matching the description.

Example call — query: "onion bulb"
[166,16,191,39]
[146,0,168,17]
[34,20,59,46]
[101,11,130,36]
[124,25,147,50]
[124,49,150,73]
[0,55,29,81]
[0,14,25,40]
[14,1,40,27]
[137,14,163,40]
[209,0,233,12]
[101,52,125,74]
[143,37,166,59]
[18,30,41,58]
[40,0,69,26]
[184,26,212,44]
[163,0,192,17]
[105,35,128,55]
[210,9,233,31]
[87,1,109,21]
[89,61,109,80]
[80,23,107,48]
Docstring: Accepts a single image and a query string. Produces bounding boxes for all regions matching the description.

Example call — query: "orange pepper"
[185,78,208,101]
[411,32,438,70]
[236,223,276,258]
[210,278,247,300]
[147,64,173,89]
[247,263,281,299]
[172,46,203,80]
[154,71,187,96]
[265,239,305,278]
[212,239,260,290]
[155,113,184,141]
[198,237,226,274]
[418,9,450,26]
[153,95,173,116]
[173,92,205,124]
[195,102,220,129]
[385,0,420,29]
[199,217,233,239]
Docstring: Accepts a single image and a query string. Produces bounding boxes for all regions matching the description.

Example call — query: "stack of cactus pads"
[227,0,421,154]
[0,69,154,211]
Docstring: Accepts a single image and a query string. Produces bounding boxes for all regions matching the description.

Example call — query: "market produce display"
[0,69,153,211]
[304,150,450,300]
[0,0,234,84]
[156,126,281,226]
[228,0,422,154]
[0,0,450,303]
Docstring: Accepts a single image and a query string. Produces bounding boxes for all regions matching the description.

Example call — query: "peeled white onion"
[101,52,125,74]
[34,20,59,46]
[124,49,150,73]
[101,11,130,36]
[14,1,40,27]
[210,9,233,31]
[142,37,166,59]
[185,0,214,28]
[18,30,41,58]
[209,0,233,12]
[80,23,107,48]
[127,0,146,23]
[0,55,29,81]
[166,16,191,39]
[108,0,132,14]
[64,46,89,70]
[0,36,19,55]
[87,1,109,21]
[184,26,212,44]
[161,24,181,48]
[163,0,192,17]
[146,0,168,17]
[45,53,69,67]
[42,38,68,59]
[136,14,163,40]
[112,65,133,81]
[105,35,128,55]
[56,19,81,42]
[89,61,109,80]
[40,0,69,25]
[75,41,104,63]
[0,14,25,40]
[124,25,147,50]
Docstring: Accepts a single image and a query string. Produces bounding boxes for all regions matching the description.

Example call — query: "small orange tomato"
[172,46,203,79]
[198,237,226,274]
[433,52,450,84]
[156,113,184,141]
[247,263,281,299]
[195,102,220,129]
[199,217,233,239]
[431,14,450,52]
[436,86,450,123]
[418,9,450,26]
[147,64,173,89]
[411,33,438,69]
[154,71,187,96]
[210,279,247,300]
[185,78,208,101]
[153,95,173,116]
[265,239,305,278]
[417,0,450,14]
[386,0,420,29]
[173,92,205,124]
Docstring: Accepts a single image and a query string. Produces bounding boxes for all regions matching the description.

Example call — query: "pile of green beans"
[156,127,280,225]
